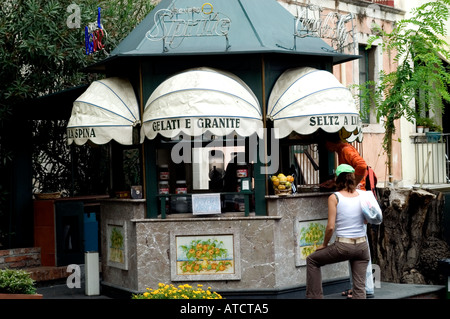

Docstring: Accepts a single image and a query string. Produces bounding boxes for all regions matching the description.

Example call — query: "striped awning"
[67,77,141,145]
[267,67,363,142]
[142,67,263,139]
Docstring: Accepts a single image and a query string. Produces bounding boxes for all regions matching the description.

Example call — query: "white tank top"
[335,191,366,238]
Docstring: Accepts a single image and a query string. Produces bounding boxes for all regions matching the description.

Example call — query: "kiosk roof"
[102,0,358,65]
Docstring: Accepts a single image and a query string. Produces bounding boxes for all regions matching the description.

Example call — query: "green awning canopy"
[103,0,358,65]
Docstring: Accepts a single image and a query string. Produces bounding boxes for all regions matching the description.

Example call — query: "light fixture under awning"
[267,67,363,142]
[67,77,141,145]
[142,67,264,139]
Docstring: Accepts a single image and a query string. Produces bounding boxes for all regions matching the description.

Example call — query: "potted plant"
[416,118,427,133]
[0,268,42,299]
[426,121,443,142]
[428,122,443,133]
[418,117,434,133]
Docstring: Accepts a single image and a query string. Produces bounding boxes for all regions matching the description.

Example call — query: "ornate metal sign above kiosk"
[146,3,231,51]
[293,4,356,55]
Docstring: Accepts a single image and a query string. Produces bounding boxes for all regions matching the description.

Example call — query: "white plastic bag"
[357,190,383,225]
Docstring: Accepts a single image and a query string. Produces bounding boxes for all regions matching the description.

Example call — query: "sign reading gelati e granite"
[150,117,241,133]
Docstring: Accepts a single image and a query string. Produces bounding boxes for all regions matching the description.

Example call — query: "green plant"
[132,283,223,299]
[0,0,155,245]
[428,122,443,132]
[416,117,434,128]
[0,269,37,295]
[357,0,450,183]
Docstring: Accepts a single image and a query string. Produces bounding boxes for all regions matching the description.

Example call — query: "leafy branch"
[355,0,450,182]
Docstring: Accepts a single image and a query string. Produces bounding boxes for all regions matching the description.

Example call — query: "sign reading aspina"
[67,127,97,139]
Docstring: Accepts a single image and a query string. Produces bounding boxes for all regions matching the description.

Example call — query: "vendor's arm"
[316,194,337,250]
[354,173,365,187]
[342,145,367,185]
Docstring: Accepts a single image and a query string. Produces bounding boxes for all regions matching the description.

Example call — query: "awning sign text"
[151,117,241,132]
[67,128,97,139]
[309,114,359,127]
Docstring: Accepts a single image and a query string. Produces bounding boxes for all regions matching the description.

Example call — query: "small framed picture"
[294,218,335,266]
[170,229,241,281]
[240,178,251,192]
[131,185,142,199]
[106,220,128,270]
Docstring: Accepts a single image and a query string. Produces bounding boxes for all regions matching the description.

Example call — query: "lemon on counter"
[272,178,280,186]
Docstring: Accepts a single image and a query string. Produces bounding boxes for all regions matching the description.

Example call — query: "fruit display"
[271,173,294,195]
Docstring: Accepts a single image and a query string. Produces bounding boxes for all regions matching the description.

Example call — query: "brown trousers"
[306,241,369,299]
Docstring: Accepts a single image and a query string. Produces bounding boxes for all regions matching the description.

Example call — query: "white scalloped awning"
[267,67,363,142]
[142,68,263,139]
[67,77,141,145]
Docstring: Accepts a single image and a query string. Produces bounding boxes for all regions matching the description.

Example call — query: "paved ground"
[37,282,111,299]
[36,281,446,299]
[323,281,445,299]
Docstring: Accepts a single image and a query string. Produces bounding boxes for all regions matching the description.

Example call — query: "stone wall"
[100,199,146,292]
[0,247,71,282]
[0,248,41,269]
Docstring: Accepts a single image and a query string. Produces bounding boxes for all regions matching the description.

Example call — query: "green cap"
[335,164,355,177]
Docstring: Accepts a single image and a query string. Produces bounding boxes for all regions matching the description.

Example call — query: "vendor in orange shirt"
[325,133,367,190]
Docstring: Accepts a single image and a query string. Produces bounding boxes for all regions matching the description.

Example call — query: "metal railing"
[413,133,450,185]
[293,144,320,185]
[157,192,253,219]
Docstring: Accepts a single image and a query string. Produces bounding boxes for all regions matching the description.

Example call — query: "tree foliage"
[1,0,154,105]
[357,0,450,182]
[0,0,155,246]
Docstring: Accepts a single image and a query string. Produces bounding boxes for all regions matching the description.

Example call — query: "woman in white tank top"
[306,164,370,299]
[334,191,366,238]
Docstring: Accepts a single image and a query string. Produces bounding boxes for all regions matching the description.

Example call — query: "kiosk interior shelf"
[157,192,253,219]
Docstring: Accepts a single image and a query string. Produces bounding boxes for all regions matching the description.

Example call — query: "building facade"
[280,0,450,188]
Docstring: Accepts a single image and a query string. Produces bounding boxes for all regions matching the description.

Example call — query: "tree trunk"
[368,187,450,284]
[383,125,394,185]
[386,128,393,184]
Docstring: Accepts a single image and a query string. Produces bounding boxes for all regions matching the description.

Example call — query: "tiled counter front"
[132,216,281,293]
[100,193,349,295]
[266,193,349,289]
[100,199,146,293]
